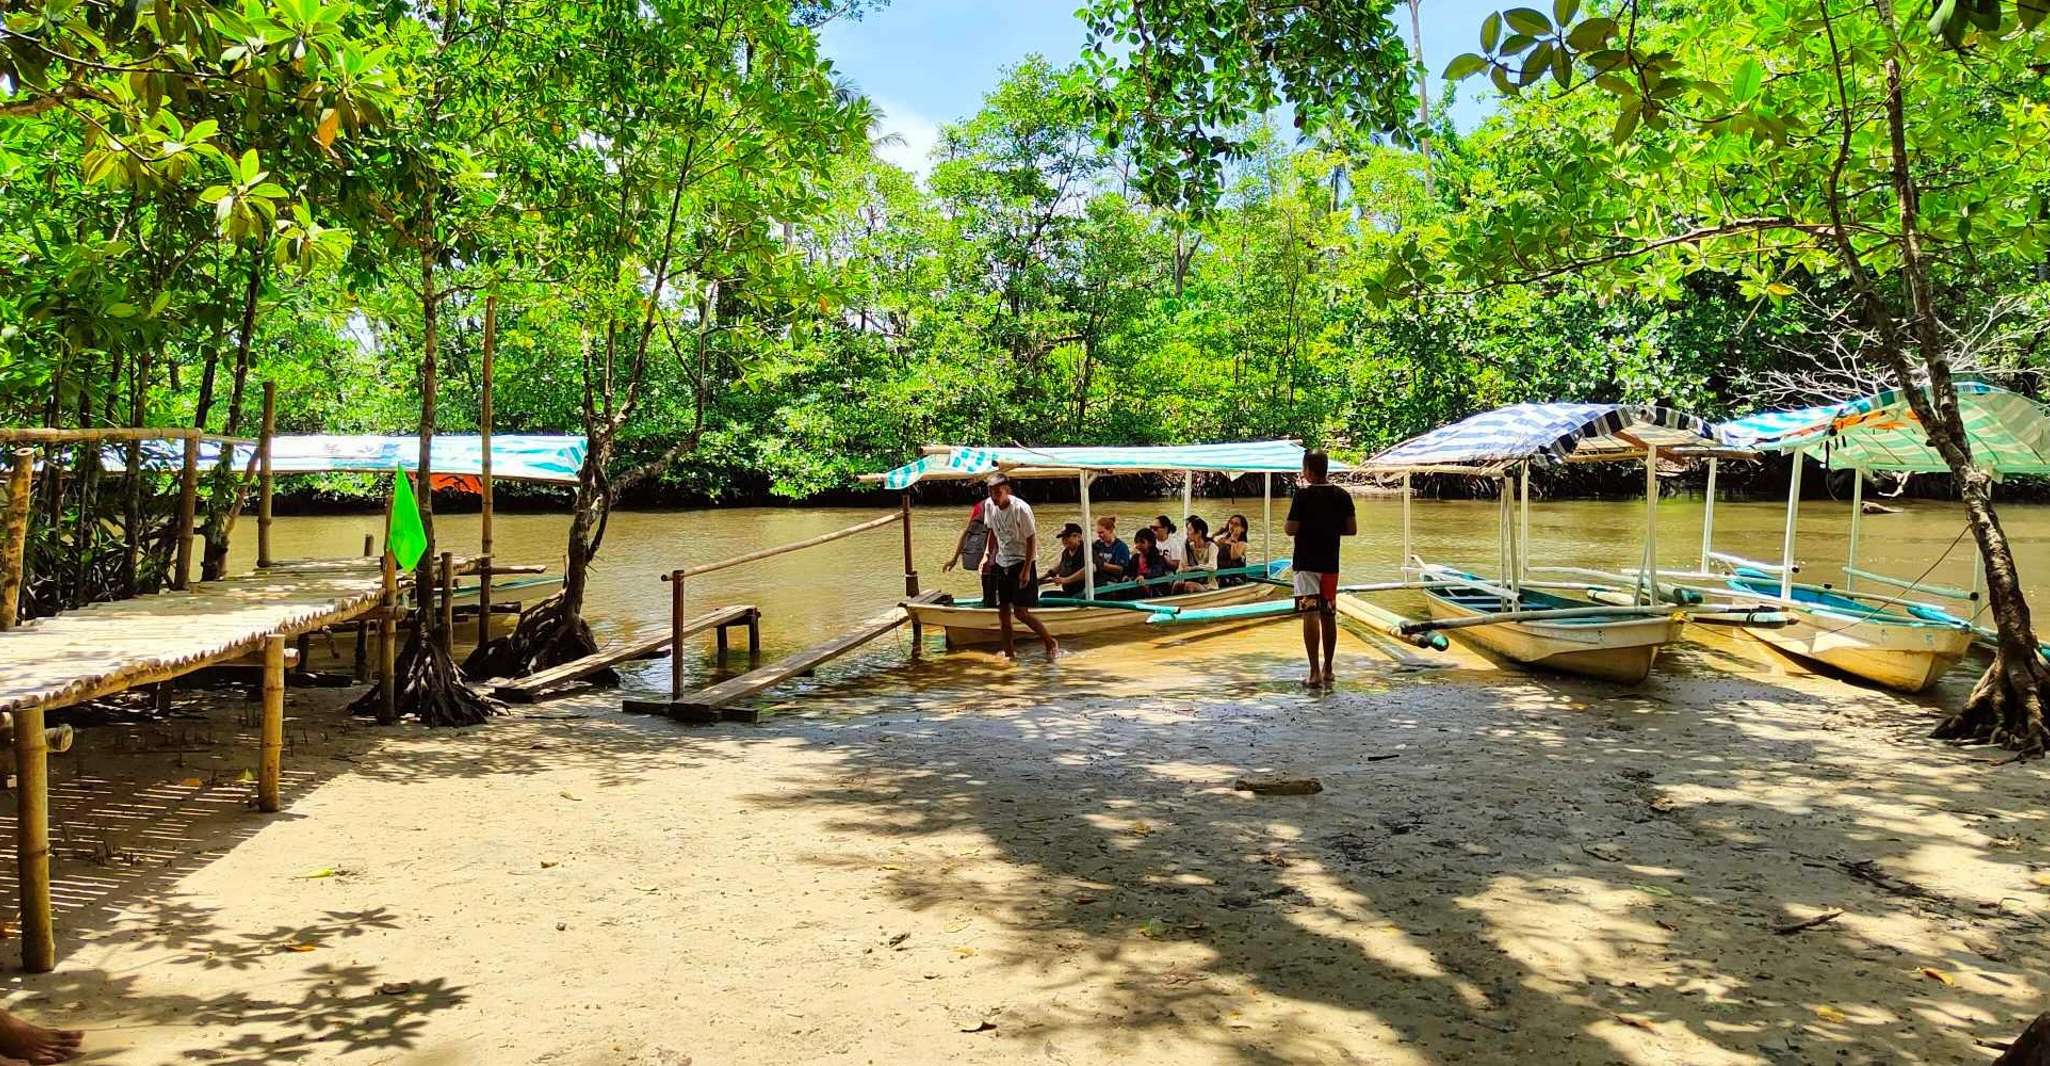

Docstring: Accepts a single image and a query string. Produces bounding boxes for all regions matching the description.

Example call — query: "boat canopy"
[99,433,588,484]
[1717,379,2050,475]
[1363,403,1727,474]
[870,440,1346,490]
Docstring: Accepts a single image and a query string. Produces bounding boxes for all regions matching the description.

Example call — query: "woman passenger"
[1130,527,1174,598]
[1176,516,1219,593]
[1215,513,1250,586]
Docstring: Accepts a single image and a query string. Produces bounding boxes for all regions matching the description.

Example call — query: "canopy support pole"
[1401,472,1412,573]
[1181,470,1193,527]
[1699,457,1718,573]
[1846,468,1864,592]
[1643,446,1659,606]
[1780,449,1804,601]
[1262,472,1272,566]
[1497,476,1511,603]
[1518,462,1531,588]
[1080,471,1095,601]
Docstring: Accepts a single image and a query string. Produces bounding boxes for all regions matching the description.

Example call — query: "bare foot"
[1321,670,1337,686]
[1043,640,1060,662]
[1302,674,1324,689]
[0,1009,82,1064]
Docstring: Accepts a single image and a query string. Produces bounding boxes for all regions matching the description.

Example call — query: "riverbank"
[13,625,2050,1065]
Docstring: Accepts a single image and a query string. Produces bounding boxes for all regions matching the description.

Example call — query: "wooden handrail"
[662,512,902,581]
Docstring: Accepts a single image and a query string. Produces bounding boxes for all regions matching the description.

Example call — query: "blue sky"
[816,0,1503,177]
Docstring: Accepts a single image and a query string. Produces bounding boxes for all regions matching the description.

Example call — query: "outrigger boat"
[1360,403,1781,684]
[863,440,1429,649]
[1669,379,2050,691]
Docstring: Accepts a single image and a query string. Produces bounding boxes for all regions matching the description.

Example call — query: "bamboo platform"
[626,591,942,724]
[0,556,387,973]
[486,605,760,703]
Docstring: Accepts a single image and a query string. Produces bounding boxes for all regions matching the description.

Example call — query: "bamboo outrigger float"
[863,441,1400,647]
[1690,379,2050,692]
[1360,403,1773,684]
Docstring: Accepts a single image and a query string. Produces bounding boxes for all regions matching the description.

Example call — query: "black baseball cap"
[1058,522,1084,537]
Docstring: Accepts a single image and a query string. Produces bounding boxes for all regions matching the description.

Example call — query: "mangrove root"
[462,591,608,684]
[351,630,503,727]
[1932,648,2048,758]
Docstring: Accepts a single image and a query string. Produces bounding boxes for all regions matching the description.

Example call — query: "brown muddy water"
[226,493,2049,697]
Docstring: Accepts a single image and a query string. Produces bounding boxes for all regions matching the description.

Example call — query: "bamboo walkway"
[0,558,388,717]
[0,557,388,973]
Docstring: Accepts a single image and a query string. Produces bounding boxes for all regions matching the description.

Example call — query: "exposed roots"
[350,630,504,727]
[462,591,605,682]
[1932,648,2048,758]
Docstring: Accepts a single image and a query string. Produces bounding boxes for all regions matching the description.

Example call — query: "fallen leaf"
[2031,872,2050,888]
[177,778,203,788]
[560,792,582,802]
[296,867,337,879]
[953,946,977,958]
[377,981,412,995]
[1616,1014,1655,1031]
[1920,967,1956,986]
[1814,1005,1849,1023]
[1632,883,1676,898]
[283,943,318,953]
[1130,820,1154,836]
[540,860,559,869]
[237,769,255,783]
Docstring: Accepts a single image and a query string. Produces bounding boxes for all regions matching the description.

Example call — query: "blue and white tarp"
[1717,380,2050,475]
[99,434,588,484]
[879,441,1346,490]
[1365,403,1720,471]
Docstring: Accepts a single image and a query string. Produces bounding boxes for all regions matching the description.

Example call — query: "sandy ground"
[4,621,2049,1065]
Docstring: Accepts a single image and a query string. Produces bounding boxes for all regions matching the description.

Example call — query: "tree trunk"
[200,250,264,581]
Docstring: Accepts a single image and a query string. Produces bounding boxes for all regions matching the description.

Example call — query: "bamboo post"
[1518,462,1531,587]
[1401,472,1412,571]
[669,569,686,698]
[353,533,373,681]
[257,381,276,568]
[258,634,285,812]
[438,551,454,654]
[900,493,918,596]
[478,294,496,647]
[1699,456,1719,573]
[173,436,199,589]
[2,448,32,629]
[1181,470,1194,526]
[379,551,398,724]
[13,702,54,973]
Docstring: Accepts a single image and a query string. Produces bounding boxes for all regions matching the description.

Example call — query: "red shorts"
[1293,571,1338,603]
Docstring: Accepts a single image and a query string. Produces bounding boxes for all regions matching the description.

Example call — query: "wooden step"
[625,592,942,722]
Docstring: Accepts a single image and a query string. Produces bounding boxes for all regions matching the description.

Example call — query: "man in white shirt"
[978,474,1060,661]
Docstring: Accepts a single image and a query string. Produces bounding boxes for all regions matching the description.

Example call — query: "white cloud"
[867,95,941,182]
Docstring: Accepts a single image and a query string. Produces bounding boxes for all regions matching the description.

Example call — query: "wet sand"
[7,622,2050,1065]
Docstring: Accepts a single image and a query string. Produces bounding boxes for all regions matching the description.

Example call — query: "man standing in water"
[979,474,1060,661]
[1284,449,1355,686]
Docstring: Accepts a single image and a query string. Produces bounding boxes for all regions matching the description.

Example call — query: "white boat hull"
[912,583,1277,646]
[1743,608,1973,693]
[1424,592,1683,685]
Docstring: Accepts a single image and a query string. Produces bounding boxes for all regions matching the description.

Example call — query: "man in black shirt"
[1284,449,1357,686]
[1041,522,1089,596]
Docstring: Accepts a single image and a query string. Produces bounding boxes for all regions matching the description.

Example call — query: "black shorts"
[993,561,1038,608]
[980,569,1000,606]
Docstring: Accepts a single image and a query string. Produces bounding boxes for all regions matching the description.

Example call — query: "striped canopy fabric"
[100,434,588,484]
[1364,403,1720,472]
[879,441,1344,490]
[1717,380,2050,474]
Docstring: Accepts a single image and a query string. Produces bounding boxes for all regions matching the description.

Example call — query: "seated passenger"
[1151,515,1184,570]
[1215,513,1250,586]
[1041,522,1089,597]
[1176,515,1219,593]
[1091,515,1132,589]
[1130,527,1175,597]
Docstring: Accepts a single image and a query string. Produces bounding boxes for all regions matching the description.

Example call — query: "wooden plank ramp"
[489,604,757,703]
[625,591,943,724]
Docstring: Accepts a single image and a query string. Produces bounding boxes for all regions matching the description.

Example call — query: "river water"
[228,493,2048,695]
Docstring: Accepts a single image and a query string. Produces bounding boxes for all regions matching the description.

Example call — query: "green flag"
[387,469,427,571]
